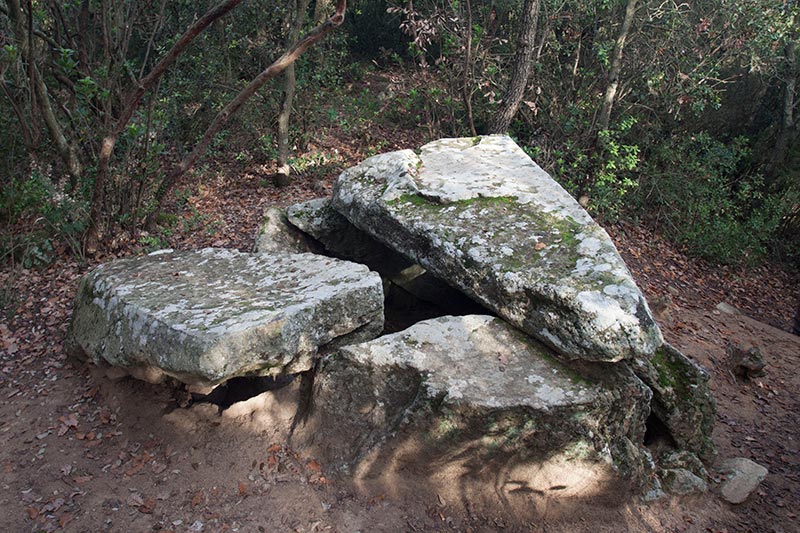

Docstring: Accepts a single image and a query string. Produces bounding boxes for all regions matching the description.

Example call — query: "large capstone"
[65,248,384,388]
[331,135,663,362]
[302,315,652,482]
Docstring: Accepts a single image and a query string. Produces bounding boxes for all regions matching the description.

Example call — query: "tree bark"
[462,0,477,136]
[487,0,541,134]
[5,0,81,182]
[31,65,83,182]
[767,40,797,180]
[0,80,34,148]
[276,0,312,185]
[146,0,348,228]
[85,0,245,252]
[598,0,638,131]
[313,0,330,25]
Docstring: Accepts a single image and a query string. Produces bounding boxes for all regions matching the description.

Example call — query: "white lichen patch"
[339,315,600,410]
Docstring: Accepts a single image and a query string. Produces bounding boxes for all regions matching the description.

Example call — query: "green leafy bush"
[0,171,89,266]
[531,117,640,222]
[637,133,797,266]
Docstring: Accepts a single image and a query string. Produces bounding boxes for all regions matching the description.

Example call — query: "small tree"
[275,0,313,186]
[86,0,247,251]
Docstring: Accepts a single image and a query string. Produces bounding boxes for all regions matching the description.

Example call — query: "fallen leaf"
[59,414,78,428]
[238,481,247,496]
[139,497,156,514]
[191,491,204,507]
[534,242,546,251]
[125,462,144,477]
[25,507,38,520]
[127,493,144,508]
[58,513,73,528]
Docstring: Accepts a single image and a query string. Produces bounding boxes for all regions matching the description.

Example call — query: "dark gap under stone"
[192,374,296,411]
[643,411,676,449]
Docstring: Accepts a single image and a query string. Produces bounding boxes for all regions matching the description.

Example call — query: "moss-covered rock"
[630,343,716,461]
[331,135,662,362]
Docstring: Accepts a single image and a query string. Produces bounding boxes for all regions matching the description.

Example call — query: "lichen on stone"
[66,248,384,388]
[331,135,663,362]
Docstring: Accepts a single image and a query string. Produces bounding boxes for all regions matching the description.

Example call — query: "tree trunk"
[461,0,477,136]
[5,0,81,183]
[313,0,330,24]
[767,40,797,180]
[31,65,83,183]
[276,0,312,185]
[598,0,638,131]
[487,0,541,134]
[145,0,347,228]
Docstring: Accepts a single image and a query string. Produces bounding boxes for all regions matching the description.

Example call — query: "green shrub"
[529,117,640,222]
[0,171,89,265]
[637,133,796,266]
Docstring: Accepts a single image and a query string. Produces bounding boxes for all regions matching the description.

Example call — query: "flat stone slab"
[331,135,662,362]
[306,315,651,479]
[66,248,384,387]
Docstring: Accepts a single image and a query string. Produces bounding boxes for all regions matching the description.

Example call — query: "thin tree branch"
[147,0,348,226]
[86,0,245,251]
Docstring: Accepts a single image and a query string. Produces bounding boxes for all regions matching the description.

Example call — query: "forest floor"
[2,77,800,532]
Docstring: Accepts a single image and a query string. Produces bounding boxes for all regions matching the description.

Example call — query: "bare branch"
[86,0,245,251]
[147,0,348,226]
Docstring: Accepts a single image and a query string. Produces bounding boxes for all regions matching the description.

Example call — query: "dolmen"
[67,135,715,493]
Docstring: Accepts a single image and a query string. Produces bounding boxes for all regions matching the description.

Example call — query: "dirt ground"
[2,153,799,532]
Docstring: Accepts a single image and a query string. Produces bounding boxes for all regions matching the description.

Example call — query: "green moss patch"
[651,347,690,394]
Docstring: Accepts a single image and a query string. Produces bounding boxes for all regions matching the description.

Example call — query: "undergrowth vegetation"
[0,0,798,270]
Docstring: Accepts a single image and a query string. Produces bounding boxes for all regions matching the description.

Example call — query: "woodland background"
[1,0,798,275]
